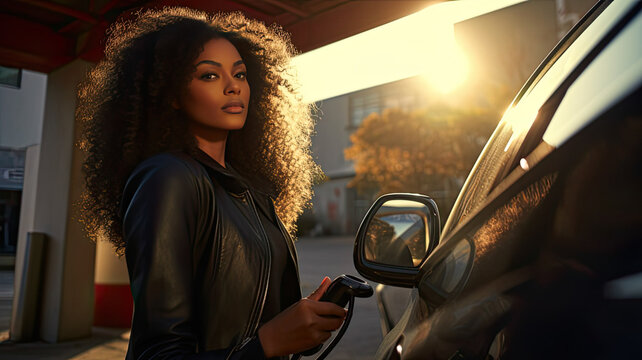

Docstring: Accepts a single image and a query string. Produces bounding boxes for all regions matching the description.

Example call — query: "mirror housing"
[354,193,440,288]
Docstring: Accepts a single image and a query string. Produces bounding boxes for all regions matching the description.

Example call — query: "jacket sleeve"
[122,155,267,360]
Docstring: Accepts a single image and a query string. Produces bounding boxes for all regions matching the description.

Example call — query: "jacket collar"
[190,148,278,202]
[192,149,278,222]
[191,148,250,195]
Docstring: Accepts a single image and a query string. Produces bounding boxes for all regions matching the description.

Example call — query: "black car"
[352,0,642,359]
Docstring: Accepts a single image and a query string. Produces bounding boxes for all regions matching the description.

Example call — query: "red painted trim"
[0,47,69,73]
[0,13,74,57]
[17,0,99,24]
[94,284,133,328]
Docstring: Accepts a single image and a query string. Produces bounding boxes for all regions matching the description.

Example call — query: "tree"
[345,105,498,216]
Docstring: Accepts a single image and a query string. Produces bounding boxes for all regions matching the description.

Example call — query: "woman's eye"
[235,72,247,80]
[200,73,218,80]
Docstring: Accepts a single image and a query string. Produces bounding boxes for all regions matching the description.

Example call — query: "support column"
[94,240,132,328]
[13,59,96,343]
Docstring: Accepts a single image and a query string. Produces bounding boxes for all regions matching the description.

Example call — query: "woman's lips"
[222,102,244,114]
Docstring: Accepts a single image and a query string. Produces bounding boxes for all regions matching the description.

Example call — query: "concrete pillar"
[11,144,40,341]
[94,240,132,328]
[12,145,40,317]
[12,59,96,342]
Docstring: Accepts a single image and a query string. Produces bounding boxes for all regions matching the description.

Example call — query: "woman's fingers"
[303,299,346,331]
[307,276,331,301]
[258,285,348,357]
[314,314,345,331]
[310,300,348,318]
[317,331,332,343]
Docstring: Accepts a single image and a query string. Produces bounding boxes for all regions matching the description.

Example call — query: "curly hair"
[77,7,319,255]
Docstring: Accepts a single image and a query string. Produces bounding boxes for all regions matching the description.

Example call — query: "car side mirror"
[354,193,440,287]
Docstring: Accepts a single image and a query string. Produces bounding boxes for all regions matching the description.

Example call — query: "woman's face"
[179,37,250,139]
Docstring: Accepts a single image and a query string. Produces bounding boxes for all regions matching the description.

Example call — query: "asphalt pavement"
[0,235,383,359]
[296,236,383,360]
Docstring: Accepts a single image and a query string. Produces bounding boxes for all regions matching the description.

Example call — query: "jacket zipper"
[228,190,272,359]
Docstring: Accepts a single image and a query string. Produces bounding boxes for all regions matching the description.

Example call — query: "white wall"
[311,95,353,176]
[0,70,47,149]
[312,178,351,234]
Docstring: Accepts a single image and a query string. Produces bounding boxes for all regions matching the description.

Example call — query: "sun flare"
[292,0,525,103]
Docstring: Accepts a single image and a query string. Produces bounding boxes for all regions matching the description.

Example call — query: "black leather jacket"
[122,151,301,359]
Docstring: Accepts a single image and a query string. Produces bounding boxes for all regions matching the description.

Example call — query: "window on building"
[0,190,21,254]
[0,148,25,255]
[0,66,22,89]
[348,79,421,129]
[349,91,382,129]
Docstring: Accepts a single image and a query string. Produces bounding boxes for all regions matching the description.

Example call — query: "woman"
[77,7,345,359]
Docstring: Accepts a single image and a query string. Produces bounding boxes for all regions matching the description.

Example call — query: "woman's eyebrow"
[196,60,245,67]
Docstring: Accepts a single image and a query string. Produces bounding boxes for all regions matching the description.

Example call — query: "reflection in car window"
[426,240,472,293]
[522,0,634,102]
[543,9,642,147]
[372,213,427,267]
[442,101,539,235]
[441,0,632,236]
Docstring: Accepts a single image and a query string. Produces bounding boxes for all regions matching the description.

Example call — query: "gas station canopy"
[0,0,437,73]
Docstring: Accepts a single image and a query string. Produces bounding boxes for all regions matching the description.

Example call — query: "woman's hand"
[258,277,347,357]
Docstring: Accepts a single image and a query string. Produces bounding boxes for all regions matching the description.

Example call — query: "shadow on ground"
[0,327,129,360]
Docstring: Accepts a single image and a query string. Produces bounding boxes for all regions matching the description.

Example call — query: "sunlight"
[418,22,470,94]
[292,0,526,103]
[501,101,540,152]
[383,199,427,209]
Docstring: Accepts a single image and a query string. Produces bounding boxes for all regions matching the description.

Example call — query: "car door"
[365,1,642,358]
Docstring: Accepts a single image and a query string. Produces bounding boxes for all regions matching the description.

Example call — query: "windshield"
[441,0,632,237]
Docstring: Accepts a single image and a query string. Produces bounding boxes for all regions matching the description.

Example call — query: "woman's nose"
[224,79,241,95]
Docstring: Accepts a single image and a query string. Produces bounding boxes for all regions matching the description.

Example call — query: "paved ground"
[296,236,383,360]
[0,236,383,359]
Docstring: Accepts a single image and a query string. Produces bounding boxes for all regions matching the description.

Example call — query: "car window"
[441,0,634,237]
[424,239,473,293]
[543,8,642,147]
[522,0,633,102]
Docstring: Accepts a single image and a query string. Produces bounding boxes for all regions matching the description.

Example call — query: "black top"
[193,149,297,329]
[256,202,289,324]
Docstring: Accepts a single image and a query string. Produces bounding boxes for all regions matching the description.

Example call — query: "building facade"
[307,0,596,236]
